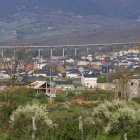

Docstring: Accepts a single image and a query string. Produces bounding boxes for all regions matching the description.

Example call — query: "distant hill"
[0,0,140,45]
[0,0,140,19]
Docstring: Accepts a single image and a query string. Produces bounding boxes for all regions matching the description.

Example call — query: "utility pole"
[38,49,41,58]
[75,48,77,57]
[32,117,36,139]
[46,80,48,95]
[87,47,89,55]
[106,63,109,93]
[79,116,84,140]
[63,48,65,57]
[1,50,4,58]
[124,133,127,140]
[51,49,53,57]
[13,49,16,58]
[49,68,52,101]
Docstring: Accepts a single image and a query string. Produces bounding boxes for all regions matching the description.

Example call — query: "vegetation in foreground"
[0,87,139,140]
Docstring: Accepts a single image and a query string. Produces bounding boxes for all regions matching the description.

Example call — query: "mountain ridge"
[0,0,140,45]
[0,0,140,19]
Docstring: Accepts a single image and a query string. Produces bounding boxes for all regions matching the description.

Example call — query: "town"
[0,44,139,99]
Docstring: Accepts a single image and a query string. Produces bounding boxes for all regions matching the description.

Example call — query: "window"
[131,82,134,86]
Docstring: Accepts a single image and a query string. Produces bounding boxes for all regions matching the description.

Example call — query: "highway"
[0,41,140,49]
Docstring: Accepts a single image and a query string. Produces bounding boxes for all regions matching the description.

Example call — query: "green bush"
[85,100,140,138]
[54,93,68,102]
[0,87,48,104]
[53,116,81,140]
[97,74,106,83]
[78,89,114,101]
[86,134,121,140]
[54,89,114,102]
[0,87,48,131]
[9,103,55,139]
[132,97,140,104]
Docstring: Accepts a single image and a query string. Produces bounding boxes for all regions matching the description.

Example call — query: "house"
[97,83,115,90]
[90,60,102,66]
[81,55,93,61]
[55,80,74,91]
[33,69,47,77]
[56,65,66,72]
[128,79,140,99]
[66,59,75,63]
[66,73,80,78]
[100,64,114,73]
[77,59,90,66]
[33,69,58,78]
[66,69,81,78]
[30,81,56,97]
[0,71,10,79]
[73,80,84,90]
[81,73,97,89]
[24,63,35,71]
[48,56,67,65]
[114,77,140,100]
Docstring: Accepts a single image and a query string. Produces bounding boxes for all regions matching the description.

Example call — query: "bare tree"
[110,66,133,100]
[5,47,32,87]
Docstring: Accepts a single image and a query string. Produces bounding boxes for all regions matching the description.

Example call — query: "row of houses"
[0,48,139,100]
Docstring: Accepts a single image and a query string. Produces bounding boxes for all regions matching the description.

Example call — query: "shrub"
[132,97,140,104]
[97,74,106,83]
[0,87,48,104]
[54,115,81,140]
[54,92,68,102]
[85,100,140,138]
[85,134,121,140]
[0,87,48,131]
[9,103,55,139]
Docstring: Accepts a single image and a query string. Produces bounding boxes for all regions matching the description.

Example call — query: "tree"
[97,74,106,83]
[5,47,32,87]
[85,100,140,138]
[42,64,57,77]
[10,103,55,139]
[109,66,133,100]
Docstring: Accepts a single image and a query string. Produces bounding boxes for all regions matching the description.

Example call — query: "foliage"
[85,100,140,138]
[132,97,140,104]
[55,89,114,103]
[109,66,133,82]
[78,89,114,101]
[9,103,55,139]
[97,74,106,83]
[85,134,121,140]
[55,116,81,140]
[61,72,66,78]
[0,87,48,104]
[0,86,139,139]
[54,92,68,102]
[4,47,32,87]
[109,66,134,100]
[0,87,48,131]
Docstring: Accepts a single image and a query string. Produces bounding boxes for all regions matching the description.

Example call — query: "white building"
[0,71,10,79]
[81,73,97,89]
[77,59,90,66]
[114,77,140,100]
[66,73,80,78]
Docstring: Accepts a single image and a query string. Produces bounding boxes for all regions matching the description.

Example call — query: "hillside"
[0,0,140,45]
[1,0,140,19]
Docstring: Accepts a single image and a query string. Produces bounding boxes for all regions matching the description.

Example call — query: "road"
[0,41,140,49]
